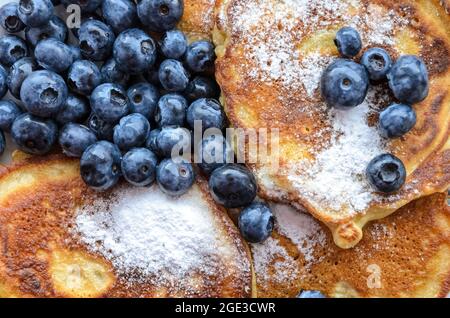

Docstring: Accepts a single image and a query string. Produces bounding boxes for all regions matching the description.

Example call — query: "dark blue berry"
[101,58,130,87]
[238,202,274,243]
[80,141,122,191]
[0,64,7,99]
[184,76,220,102]
[156,158,195,196]
[366,153,406,193]
[387,55,429,105]
[7,57,38,99]
[67,60,103,96]
[102,0,137,34]
[20,70,68,118]
[59,123,97,157]
[55,93,89,125]
[156,125,191,158]
[87,112,115,141]
[197,133,233,175]
[25,15,67,47]
[160,29,187,59]
[127,82,160,120]
[61,0,102,13]
[122,147,158,187]
[18,0,54,27]
[0,2,25,33]
[11,113,57,155]
[185,41,215,73]
[137,0,184,32]
[79,20,115,61]
[68,10,102,39]
[155,93,187,127]
[34,38,75,73]
[0,100,22,132]
[159,59,190,92]
[297,291,327,298]
[379,103,416,139]
[209,164,258,208]
[90,83,130,123]
[113,113,150,151]
[321,59,369,109]
[334,27,362,58]
[187,98,226,131]
[145,128,161,155]
[361,47,392,82]
[0,35,28,66]
[68,45,81,61]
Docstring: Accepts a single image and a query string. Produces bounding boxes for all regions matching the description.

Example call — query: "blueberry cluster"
[0,0,274,245]
[321,27,430,194]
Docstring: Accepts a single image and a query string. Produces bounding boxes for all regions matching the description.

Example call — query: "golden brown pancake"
[179,0,216,40]
[251,193,450,298]
[214,0,450,248]
[0,154,252,298]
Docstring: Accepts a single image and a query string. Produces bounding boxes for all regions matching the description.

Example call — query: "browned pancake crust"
[179,0,216,40]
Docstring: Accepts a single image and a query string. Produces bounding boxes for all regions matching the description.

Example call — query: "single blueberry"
[0,129,4,156]
[59,123,97,157]
[20,70,68,118]
[87,112,115,141]
[101,58,130,87]
[159,59,190,92]
[0,64,8,99]
[11,113,58,155]
[297,291,327,298]
[238,202,274,243]
[67,60,103,96]
[68,11,102,39]
[321,59,369,109]
[102,0,137,34]
[379,103,416,139]
[156,158,195,196]
[79,20,115,61]
[127,82,160,120]
[160,29,187,59]
[34,38,75,73]
[187,98,226,131]
[155,93,187,127]
[156,125,191,158]
[7,57,38,99]
[0,100,22,132]
[122,147,158,187]
[145,128,161,156]
[366,153,406,193]
[183,76,220,102]
[113,113,151,151]
[55,94,89,125]
[0,35,28,66]
[18,0,54,27]
[0,2,26,33]
[361,47,392,82]
[387,55,429,105]
[137,0,184,32]
[113,28,157,74]
[61,0,102,13]
[80,141,122,191]
[25,15,67,47]
[197,133,234,175]
[90,83,130,123]
[334,27,362,58]
[209,164,258,208]
[185,41,215,73]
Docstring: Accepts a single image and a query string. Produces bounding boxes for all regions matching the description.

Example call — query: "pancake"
[0,153,253,298]
[179,0,216,41]
[214,0,450,248]
[251,193,450,298]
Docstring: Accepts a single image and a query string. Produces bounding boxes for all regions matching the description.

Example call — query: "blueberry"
[209,164,258,208]
[122,148,158,187]
[156,126,191,158]
[0,2,25,33]
[7,57,38,99]
[187,98,226,131]
[102,0,137,34]
[18,0,54,27]
[0,130,4,156]
[0,65,7,99]
[387,55,429,105]
[127,82,160,120]
[159,59,190,92]
[334,27,362,58]
[11,113,57,155]
[79,20,115,61]
[379,103,416,139]
[156,158,195,196]
[155,93,187,127]
[80,141,122,191]
[55,94,89,125]
[68,45,81,61]
[160,29,187,59]
[25,15,67,47]
[87,112,115,141]
[145,128,161,155]
[0,35,28,66]
[0,100,22,132]
[90,83,130,123]
[113,113,150,151]
[67,60,103,96]
[68,11,102,39]
[238,202,274,243]
[321,59,369,109]
[137,0,184,32]
[361,48,392,82]
[297,291,327,298]
[20,70,68,118]
[197,133,233,175]
[184,76,220,102]
[101,58,130,87]
[59,123,97,157]
[61,0,102,13]
[366,153,406,193]
[185,41,215,73]
[34,38,75,73]
[113,28,157,74]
